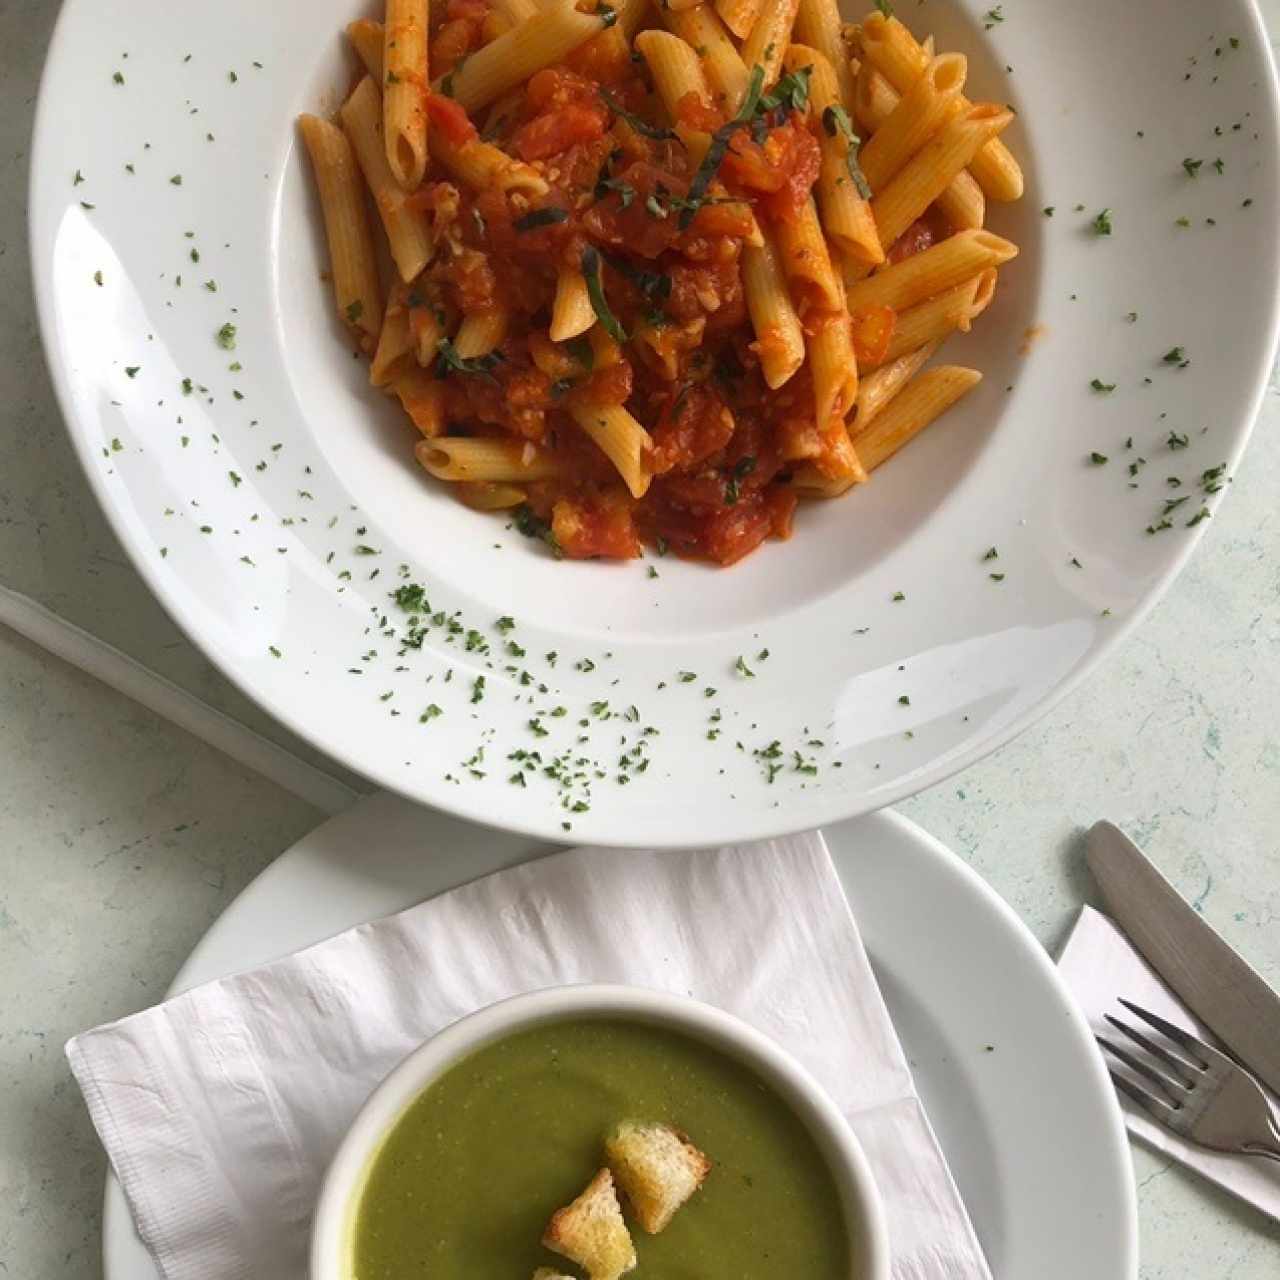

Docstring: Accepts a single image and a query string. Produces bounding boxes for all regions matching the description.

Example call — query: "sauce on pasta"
[300,3,1022,565]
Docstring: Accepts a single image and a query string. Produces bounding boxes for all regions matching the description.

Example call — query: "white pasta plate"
[30,0,1280,847]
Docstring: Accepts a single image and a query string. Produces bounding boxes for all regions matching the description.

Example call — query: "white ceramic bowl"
[310,984,891,1280]
[29,0,1280,846]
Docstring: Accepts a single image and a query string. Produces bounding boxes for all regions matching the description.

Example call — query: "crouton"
[541,1168,637,1280]
[605,1120,711,1234]
[532,1271,576,1280]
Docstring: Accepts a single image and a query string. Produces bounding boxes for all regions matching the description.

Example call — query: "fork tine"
[1103,1013,1198,1086]
[1117,998,1210,1069]
[1106,1066,1183,1124]
[1096,1034,1186,1103]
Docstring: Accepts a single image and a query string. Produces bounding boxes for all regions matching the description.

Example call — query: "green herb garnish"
[514,206,570,232]
[822,104,872,199]
[514,505,562,557]
[680,64,766,229]
[437,337,504,382]
[599,89,678,141]
[759,65,812,115]
[581,246,627,343]
[723,455,756,505]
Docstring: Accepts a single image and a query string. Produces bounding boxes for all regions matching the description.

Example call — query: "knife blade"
[1086,819,1280,1098]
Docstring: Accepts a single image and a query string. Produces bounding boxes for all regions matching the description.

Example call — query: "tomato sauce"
[406,5,844,564]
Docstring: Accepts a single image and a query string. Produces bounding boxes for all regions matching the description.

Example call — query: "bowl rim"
[308,982,891,1280]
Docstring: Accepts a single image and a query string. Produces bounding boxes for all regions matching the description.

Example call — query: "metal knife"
[1086,819,1280,1099]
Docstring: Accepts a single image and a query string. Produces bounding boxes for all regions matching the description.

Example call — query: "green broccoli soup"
[349,1017,851,1279]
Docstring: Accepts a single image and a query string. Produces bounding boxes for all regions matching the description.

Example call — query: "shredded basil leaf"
[680,64,766,229]
[514,206,569,232]
[565,336,594,370]
[723,455,757,504]
[822,104,873,199]
[759,66,811,115]
[581,245,628,343]
[599,89,678,142]
[597,176,637,209]
[436,337,503,382]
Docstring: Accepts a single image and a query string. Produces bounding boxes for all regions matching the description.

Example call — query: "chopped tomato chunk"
[424,92,477,146]
[513,102,609,161]
[553,491,642,559]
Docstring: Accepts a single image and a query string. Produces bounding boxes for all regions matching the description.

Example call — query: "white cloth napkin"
[1057,905,1280,1224]
[67,832,990,1280]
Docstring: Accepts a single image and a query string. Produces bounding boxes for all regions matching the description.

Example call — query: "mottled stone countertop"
[1,2,1278,1276]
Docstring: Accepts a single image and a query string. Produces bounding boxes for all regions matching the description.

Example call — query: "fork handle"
[1242,1110,1280,1162]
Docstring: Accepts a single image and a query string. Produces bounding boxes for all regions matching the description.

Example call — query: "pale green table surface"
[1,2,1278,1276]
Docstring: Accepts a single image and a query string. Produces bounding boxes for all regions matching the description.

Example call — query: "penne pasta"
[852,62,898,134]
[614,0,653,41]
[715,0,764,41]
[858,53,967,194]
[395,367,448,437]
[936,167,986,231]
[854,62,986,231]
[347,19,385,79]
[789,463,862,499]
[870,103,1012,252]
[794,0,856,110]
[297,114,383,341]
[742,230,806,390]
[853,339,941,428]
[550,270,596,342]
[786,45,882,267]
[776,196,843,315]
[457,481,529,510]
[416,437,562,482]
[435,2,605,112]
[852,365,982,470]
[845,229,1017,314]
[383,0,429,189]
[371,281,413,385]
[340,76,435,282]
[568,401,654,498]
[636,29,713,160]
[409,299,444,369]
[807,307,859,426]
[430,127,548,196]
[740,0,801,90]
[491,0,540,22]
[866,267,997,368]
[453,307,509,358]
[860,11,1023,202]
[664,5,751,112]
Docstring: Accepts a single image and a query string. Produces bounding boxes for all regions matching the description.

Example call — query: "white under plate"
[30,1,1280,846]
[101,796,1138,1278]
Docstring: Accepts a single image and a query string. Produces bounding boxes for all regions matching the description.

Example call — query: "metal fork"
[1097,998,1280,1163]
